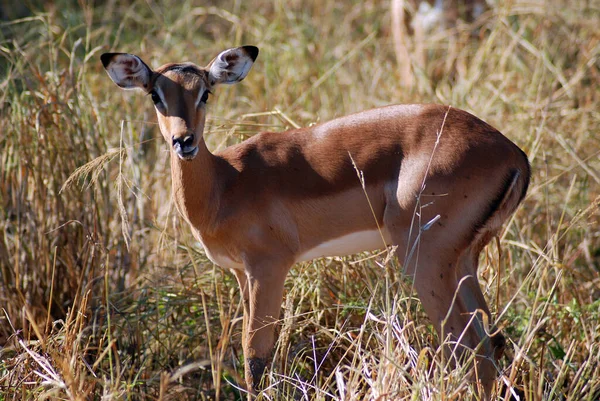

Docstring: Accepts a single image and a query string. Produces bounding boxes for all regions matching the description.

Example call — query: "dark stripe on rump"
[472,168,521,236]
[516,150,531,205]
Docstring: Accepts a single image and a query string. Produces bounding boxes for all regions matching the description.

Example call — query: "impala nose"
[171,134,198,160]
[172,134,195,149]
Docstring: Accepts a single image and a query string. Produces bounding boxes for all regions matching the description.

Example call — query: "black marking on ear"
[241,46,259,62]
[100,53,117,68]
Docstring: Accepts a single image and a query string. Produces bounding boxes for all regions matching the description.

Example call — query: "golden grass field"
[1,0,599,399]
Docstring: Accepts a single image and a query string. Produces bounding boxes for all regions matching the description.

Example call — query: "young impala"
[101,46,530,397]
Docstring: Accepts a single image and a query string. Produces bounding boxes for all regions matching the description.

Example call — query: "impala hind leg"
[406,244,501,397]
[454,241,506,392]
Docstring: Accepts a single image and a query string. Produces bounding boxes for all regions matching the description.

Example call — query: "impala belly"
[205,247,245,271]
[190,227,246,271]
[296,228,391,263]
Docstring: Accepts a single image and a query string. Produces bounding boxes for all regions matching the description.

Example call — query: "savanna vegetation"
[0,0,599,400]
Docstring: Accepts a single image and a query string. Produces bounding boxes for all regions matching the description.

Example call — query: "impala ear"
[207,46,259,85]
[101,53,153,91]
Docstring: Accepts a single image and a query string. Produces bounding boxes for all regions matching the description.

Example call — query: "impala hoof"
[491,332,506,360]
[247,357,268,392]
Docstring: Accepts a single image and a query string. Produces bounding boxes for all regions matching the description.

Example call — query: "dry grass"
[1,0,599,400]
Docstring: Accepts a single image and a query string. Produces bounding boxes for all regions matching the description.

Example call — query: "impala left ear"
[208,46,259,85]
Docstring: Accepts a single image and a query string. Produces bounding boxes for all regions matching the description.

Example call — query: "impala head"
[101,46,259,160]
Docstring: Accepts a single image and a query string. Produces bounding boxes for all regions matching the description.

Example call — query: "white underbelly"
[208,250,245,271]
[193,236,245,271]
[296,228,391,263]
[197,228,391,271]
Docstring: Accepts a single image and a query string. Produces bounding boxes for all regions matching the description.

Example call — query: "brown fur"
[102,46,530,399]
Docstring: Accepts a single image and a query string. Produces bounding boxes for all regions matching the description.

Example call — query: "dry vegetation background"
[0,0,599,400]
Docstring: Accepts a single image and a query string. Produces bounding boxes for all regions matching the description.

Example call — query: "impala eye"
[200,90,210,104]
[150,90,162,105]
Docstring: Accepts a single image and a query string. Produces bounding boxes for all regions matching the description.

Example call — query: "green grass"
[1,0,599,399]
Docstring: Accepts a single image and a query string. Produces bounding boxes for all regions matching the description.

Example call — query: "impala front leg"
[234,270,250,358]
[242,261,290,395]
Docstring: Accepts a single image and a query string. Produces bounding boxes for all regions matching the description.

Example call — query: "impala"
[101,45,530,397]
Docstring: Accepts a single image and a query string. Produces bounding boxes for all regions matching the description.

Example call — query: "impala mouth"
[173,144,199,160]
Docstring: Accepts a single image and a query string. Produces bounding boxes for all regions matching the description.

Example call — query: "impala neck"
[170,137,221,234]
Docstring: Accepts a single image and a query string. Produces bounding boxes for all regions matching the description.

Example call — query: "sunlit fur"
[102,46,530,399]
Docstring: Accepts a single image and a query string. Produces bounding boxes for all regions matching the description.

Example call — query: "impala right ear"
[207,46,259,86]
[101,53,153,91]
